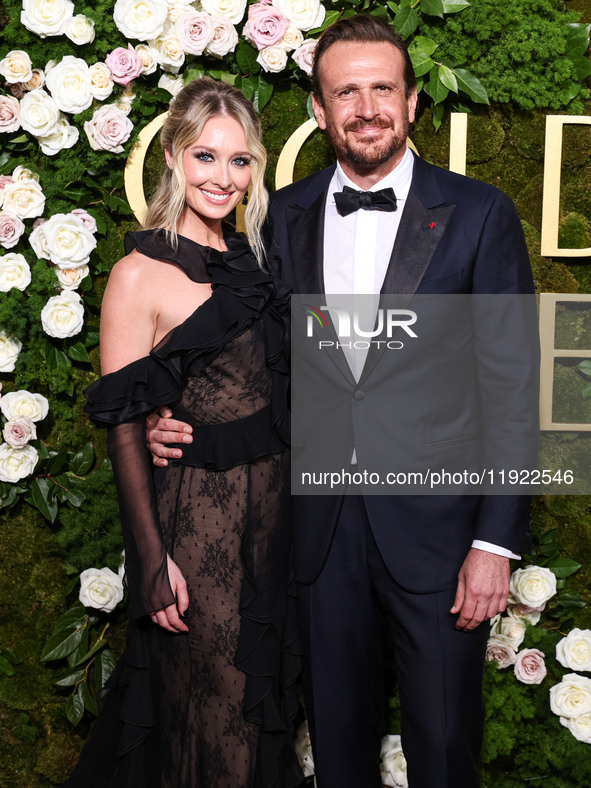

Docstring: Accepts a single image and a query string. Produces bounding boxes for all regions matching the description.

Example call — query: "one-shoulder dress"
[68,230,302,788]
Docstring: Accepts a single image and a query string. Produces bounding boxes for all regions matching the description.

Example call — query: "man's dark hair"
[311,15,417,104]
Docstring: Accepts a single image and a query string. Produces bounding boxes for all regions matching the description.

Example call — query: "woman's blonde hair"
[144,77,268,265]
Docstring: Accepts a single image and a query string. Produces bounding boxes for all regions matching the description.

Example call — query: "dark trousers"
[296,495,488,788]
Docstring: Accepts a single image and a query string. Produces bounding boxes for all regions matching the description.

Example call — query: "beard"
[324,117,409,172]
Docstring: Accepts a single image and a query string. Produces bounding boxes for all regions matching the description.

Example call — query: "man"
[148,15,537,788]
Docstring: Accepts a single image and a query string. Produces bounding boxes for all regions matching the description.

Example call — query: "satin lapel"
[358,185,456,387]
[286,187,357,386]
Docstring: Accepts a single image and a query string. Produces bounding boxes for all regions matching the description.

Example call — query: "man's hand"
[146,406,193,467]
[149,555,189,633]
[450,548,510,631]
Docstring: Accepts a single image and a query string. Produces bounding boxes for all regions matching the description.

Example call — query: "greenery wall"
[1,0,591,785]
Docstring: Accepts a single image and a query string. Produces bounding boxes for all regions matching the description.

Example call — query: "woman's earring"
[242,190,248,206]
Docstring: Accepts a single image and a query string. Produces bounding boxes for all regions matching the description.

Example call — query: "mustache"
[343,120,392,132]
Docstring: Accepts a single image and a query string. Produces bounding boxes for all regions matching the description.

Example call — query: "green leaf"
[139,104,157,116]
[67,342,91,363]
[70,444,94,476]
[64,487,86,508]
[431,102,445,131]
[571,55,591,82]
[47,446,69,476]
[306,92,315,120]
[51,606,87,636]
[41,625,85,662]
[576,360,591,377]
[565,23,591,57]
[236,42,260,75]
[95,649,117,692]
[424,71,449,103]
[442,0,470,12]
[26,478,58,524]
[86,209,106,235]
[65,690,85,726]
[183,68,205,86]
[8,134,28,144]
[54,668,87,687]
[253,76,273,114]
[44,343,70,371]
[581,382,591,400]
[556,593,587,609]
[548,557,582,578]
[320,9,340,30]
[387,1,400,13]
[410,36,439,56]
[73,636,108,667]
[79,679,98,716]
[393,6,419,38]
[410,51,434,78]
[420,0,444,18]
[438,64,458,93]
[454,68,488,104]
[539,527,559,544]
[240,75,256,102]
[0,655,16,677]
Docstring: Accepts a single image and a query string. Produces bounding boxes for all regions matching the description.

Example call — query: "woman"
[70,78,301,788]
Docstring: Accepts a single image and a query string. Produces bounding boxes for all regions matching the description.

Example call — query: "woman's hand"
[150,555,189,633]
[146,406,193,468]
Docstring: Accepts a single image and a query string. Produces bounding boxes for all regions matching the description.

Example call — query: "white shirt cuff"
[471,539,520,561]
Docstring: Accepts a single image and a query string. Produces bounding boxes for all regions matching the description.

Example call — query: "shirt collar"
[333,145,414,201]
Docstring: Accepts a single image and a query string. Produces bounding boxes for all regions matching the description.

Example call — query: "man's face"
[312,41,417,184]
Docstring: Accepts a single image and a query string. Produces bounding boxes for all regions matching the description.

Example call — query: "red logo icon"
[428,221,437,229]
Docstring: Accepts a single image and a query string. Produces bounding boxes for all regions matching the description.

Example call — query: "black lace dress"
[68,231,302,788]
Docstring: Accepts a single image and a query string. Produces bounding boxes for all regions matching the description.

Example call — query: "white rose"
[64,14,96,44]
[84,105,134,154]
[0,332,22,373]
[89,62,115,101]
[485,636,517,669]
[281,25,304,52]
[0,51,33,85]
[294,720,314,778]
[0,390,49,422]
[257,45,288,73]
[0,443,38,483]
[29,221,50,260]
[0,253,31,292]
[0,212,26,250]
[12,166,39,183]
[157,73,184,97]
[0,95,21,134]
[149,33,186,73]
[380,734,408,788]
[79,567,124,613]
[37,115,79,156]
[43,213,97,268]
[69,209,97,234]
[55,265,89,291]
[491,613,527,650]
[560,713,591,744]
[19,89,60,137]
[550,673,591,719]
[41,291,84,338]
[45,56,93,115]
[556,628,591,673]
[3,416,36,448]
[205,17,239,57]
[113,0,168,41]
[273,0,324,32]
[292,37,316,75]
[176,10,214,56]
[1,180,45,220]
[509,565,557,608]
[21,0,74,37]
[23,69,46,91]
[135,44,159,75]
[200,0,246,26]
[115,89,136,116]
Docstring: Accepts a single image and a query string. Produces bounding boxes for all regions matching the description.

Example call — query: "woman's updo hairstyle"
[144,77,268,264]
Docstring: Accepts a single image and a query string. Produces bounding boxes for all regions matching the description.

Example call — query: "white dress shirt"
[322,146,519,561]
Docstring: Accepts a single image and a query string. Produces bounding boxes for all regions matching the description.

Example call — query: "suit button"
[354,390,365,401]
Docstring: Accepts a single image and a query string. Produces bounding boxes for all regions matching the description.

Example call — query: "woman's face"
[167,115,252,225]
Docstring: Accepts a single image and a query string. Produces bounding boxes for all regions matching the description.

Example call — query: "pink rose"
[243,3,290,51]
[70,209,97,234]
[9,83,25,99]
[105,45,144,87]
[486,636,517,669]
[176,10,214,56]
[514,648,546,684]
[0,95,21,133]
[0,211,25,249]
[3,415,36,448]
[292,37,317,76]
[84,104,134,154]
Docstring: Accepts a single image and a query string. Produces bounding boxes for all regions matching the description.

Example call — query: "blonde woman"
[68,78,301,788]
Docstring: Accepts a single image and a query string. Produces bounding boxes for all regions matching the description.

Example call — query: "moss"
[509,111,546,162]
[558,212,591,251]
[561,122,591,169]
[411,107,451,168]
[521,221,579,293]
[35,731,81,785]
[465,113,506,164]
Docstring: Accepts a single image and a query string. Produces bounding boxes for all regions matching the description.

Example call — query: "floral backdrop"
[1,0,591,785]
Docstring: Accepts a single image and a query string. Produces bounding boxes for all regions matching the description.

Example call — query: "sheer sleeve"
[107,421,175,620]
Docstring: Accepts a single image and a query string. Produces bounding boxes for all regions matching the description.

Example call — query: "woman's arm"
[101,253,189,633]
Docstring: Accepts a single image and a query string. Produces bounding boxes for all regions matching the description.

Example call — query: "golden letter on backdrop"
[541,115,591,258]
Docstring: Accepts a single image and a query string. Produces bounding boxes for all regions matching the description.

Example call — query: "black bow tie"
[334,185,397,217]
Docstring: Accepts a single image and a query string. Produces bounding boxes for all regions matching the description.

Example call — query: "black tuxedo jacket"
[265,153,538,591]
